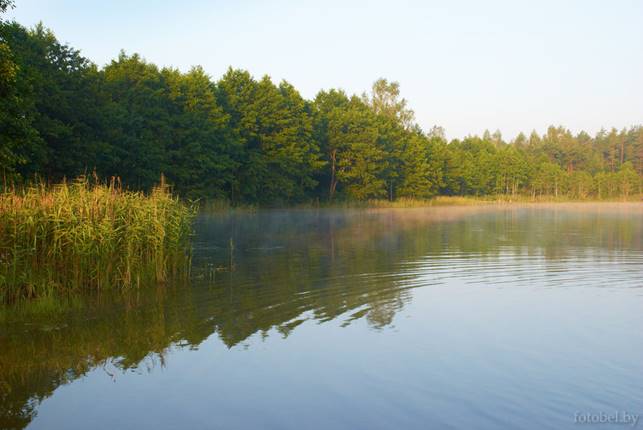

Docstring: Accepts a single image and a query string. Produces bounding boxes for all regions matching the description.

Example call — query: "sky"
[7,0,643,140]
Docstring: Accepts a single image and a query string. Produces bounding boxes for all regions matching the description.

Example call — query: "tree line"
[1,15,641,204]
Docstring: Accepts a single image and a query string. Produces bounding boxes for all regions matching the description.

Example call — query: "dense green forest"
[1,8,641,204]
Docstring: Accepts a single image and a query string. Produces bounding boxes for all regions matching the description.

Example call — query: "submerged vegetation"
[0,177,195,303]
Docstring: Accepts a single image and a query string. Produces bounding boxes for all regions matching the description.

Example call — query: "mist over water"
[1,204,642,430]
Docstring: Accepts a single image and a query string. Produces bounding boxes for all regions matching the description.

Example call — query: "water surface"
[1,204,642,429]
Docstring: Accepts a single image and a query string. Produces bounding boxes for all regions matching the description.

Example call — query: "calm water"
[1,204,642,430]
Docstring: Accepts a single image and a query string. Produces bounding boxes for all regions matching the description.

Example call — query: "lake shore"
[199,195,643,212]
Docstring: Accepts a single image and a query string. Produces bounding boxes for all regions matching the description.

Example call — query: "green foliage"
[618,162,640,197]
[362,78,415,129]
[0,176,195,303]
[397,133,444,198]
[568,171,593,199]
[0,20,641,203]
[216,69,322,204]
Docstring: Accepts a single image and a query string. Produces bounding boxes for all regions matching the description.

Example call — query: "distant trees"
[0,20,641,203]
[312,90,385,200]
[216,69,322,204]
[397,133,445,199]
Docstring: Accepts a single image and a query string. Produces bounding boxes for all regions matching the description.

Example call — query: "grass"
[0,176,195,304]
[197,198,257,213]
[194,193,642,213]
[289,194,643,209]
[365,196,489,207]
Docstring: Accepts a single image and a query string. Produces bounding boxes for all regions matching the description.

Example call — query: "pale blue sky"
[8,0,643,139]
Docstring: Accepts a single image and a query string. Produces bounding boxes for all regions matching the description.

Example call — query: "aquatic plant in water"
[0,176,195,303]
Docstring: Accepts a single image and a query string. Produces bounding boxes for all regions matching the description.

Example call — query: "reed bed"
[0,177,195,303]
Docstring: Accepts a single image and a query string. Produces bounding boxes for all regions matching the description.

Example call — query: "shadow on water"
[1,204,642,429]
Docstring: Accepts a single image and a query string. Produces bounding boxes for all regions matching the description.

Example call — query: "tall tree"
[362,78,415,130]
[397,132,444,198]
[217,69,322,204]
[102,52,172,189]
[162,66,237,199]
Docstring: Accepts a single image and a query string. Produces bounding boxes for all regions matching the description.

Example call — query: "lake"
[1,204,642,429]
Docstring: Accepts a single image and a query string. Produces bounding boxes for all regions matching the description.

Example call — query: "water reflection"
[1,204,642,429]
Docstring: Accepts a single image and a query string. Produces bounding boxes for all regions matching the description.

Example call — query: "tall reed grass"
[0,176,195,303]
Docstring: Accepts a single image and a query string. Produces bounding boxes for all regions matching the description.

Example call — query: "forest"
[1,10,642,204]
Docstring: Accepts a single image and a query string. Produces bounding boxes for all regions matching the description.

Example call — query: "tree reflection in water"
[1,204,641,429]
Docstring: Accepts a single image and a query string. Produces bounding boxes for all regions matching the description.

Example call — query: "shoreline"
[199,196,643,212]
